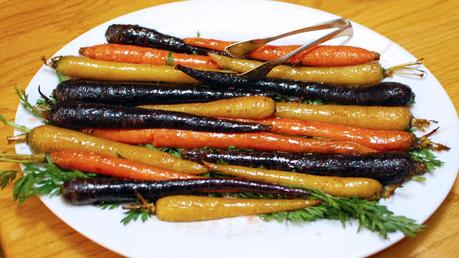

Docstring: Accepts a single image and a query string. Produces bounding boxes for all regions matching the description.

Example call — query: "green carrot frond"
[260,189,423,239]
[121,208,151,225]
[410,148,443,171]
[0,114,30,132]
[6,155,97,204]
[166,52,174,66]
[303,99,324,105]
[15,87,42,118]
[0,170,17,189]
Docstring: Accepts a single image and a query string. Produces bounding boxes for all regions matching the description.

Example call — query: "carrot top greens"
[0,156,96,203]
[258,190,424,239]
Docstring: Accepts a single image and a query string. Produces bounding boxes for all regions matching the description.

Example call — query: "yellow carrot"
[275,102,412,130]
[47,56,198,83]
[140,96,275,119]
[155,195,319,222]
[209,54,383,87]
[205,162,382,199]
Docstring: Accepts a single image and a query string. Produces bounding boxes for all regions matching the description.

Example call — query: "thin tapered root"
[411,117,436,131]
[0,153,45,163]
[384,58,425,78]
[122,191,156,214]
[41,56,61,69]
[7,134,27,144]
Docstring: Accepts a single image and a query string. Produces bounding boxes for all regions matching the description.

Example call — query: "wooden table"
[0,0,458,257]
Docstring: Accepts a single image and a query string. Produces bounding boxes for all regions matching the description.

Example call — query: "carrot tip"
[7,134,27,145]
[42,56,62,69]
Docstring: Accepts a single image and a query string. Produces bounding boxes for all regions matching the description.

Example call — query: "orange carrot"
[51,150,199,180]
[87,129,377,155]
[83,128,156,145]
[183,38,379,66]
[80,43,219,69]
[232,117,415,151]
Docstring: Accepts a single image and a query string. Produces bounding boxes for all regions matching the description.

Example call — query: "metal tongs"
[225,18,353,80]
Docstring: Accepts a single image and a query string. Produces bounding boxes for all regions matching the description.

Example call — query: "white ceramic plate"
[14,1,459,257]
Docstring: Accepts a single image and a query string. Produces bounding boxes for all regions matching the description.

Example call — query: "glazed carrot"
[233,117,415,151]
[210,54,383,87]
[184,37,379,66]
[155,195,319,222]
[46,56,198,83]
[275,103,412,131]
[140,96,275,119]
[149,129,376,154]
[10,125,208,174]
[86,129,376,154]
[205,162,382,199]
[51,150,199,180]
[80,43,219,69]
[184,38,231,52]
[83,128,157,145]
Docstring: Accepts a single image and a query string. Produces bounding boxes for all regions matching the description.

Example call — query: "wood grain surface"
[0,0,458,257]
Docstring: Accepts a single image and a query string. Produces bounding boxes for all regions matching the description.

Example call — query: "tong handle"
[225,18,350,58]
[239,24,353,80]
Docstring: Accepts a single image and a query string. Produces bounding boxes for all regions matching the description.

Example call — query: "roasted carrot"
[86,129,376,154]
[184,38,231,52]
[140,96,275,119]
[275,102,412,131]
[205,162,382,199]
[184,37,379,66]
[8,125,208,174]
[52,150,199,180]
[45,56,198,83]
[155,195,319,222]
[210,54,383,87]
[233,117,415,151]
[87,128,377,154]
[62,178,311,204]
[80,43,219,69]
[95,128,376,155]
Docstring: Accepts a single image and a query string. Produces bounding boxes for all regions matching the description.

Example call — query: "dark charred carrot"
[183,37,379,66]
[61,178,311,204]
[51,150,199,181]
[54,79,284,105]
[176,65,415,106]
[182,149,421,184]
[232,117,415,151]
[46,101,270,132]
[80,44,219,69]
[87,128,377,155]
[105,24,228,56]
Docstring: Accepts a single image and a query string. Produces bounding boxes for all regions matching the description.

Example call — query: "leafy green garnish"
[411,175,426,182]
[0,114,30,133]
[0,170,17,189]
[56,71,69,83]
[97,202,120,210]
[121,208,151,225]
[196,30,201,38]
[260,190,424,239]
[303,99,324,105]
[5,155,97,203]
[166,52,174,66]
[145,144,182,158]
[410,148,443,171]
[15,87,42,118]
